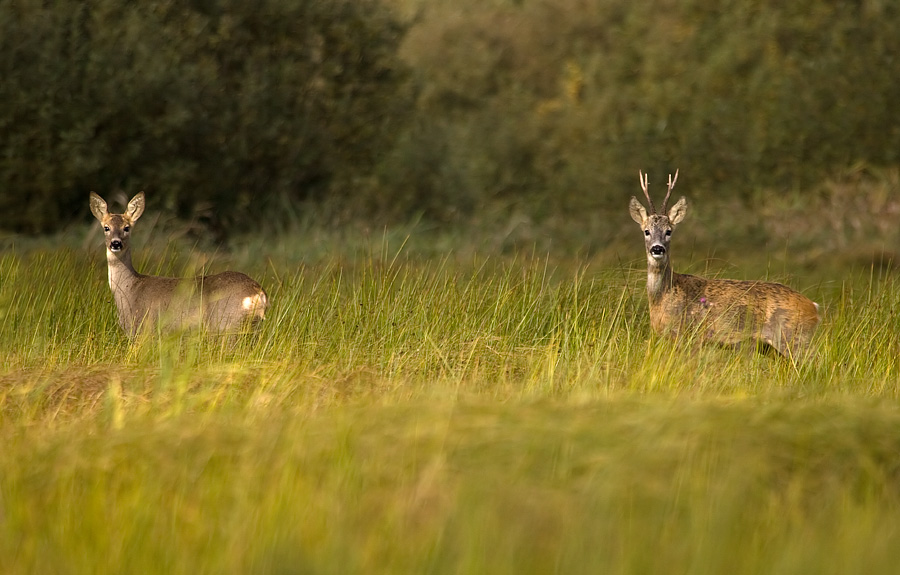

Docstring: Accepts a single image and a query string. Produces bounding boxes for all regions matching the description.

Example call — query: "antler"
[661,169,679,213]
[638,170,656,214]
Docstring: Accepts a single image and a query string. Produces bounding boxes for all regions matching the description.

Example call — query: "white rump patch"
[242,292,266,317]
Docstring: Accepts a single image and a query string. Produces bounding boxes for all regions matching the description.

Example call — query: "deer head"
[629,170,687,267]
[90,192,145,260]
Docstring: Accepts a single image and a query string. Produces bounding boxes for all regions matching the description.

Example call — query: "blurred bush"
[0,0,410,235]
[1,0,898,235]
[391,0,900,220]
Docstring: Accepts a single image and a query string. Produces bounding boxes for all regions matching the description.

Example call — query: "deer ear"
[89,192,108,221]
[127,192,146,222]
[668,197,687,225]
[629,197,647,225]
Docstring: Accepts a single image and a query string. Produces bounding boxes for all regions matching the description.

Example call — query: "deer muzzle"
[109,239,124,252]
[649,245,666,259]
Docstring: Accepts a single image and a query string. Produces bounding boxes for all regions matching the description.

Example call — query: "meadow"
[2,0,899,571]
[1,193,899,574]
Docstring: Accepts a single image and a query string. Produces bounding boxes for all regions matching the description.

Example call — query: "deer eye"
[644,230,650,237]
[665,230,672,236]
[103,226,110,232]
[124,226,130,232]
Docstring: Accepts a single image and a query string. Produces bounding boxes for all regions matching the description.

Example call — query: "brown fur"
[630,173,819,358]
[90,192,268,338]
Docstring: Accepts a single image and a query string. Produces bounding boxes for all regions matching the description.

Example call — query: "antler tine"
[638,170,656,214]
[662,169,679,213]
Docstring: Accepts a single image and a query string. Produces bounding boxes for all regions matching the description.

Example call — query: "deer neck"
[105,248,140,292]
[646,256,674,304]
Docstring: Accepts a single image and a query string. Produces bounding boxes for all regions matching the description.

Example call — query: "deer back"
[656,272,820,355]
[118,271,267,335]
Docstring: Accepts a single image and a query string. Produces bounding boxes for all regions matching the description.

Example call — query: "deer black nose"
[650,245,666,257]
[110,239,123,251]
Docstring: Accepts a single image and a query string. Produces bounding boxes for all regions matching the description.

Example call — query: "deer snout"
[109,239,124,252]
[649,245,666,259]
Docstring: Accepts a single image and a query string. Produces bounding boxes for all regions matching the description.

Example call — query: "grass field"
[1,210,900,574]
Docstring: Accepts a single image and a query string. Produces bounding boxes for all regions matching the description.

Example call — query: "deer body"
[90,192,267,338]
[630,171,819,358]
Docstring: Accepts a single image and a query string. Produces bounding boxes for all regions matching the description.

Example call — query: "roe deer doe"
[629,170,820,358]
[90,191,268,338]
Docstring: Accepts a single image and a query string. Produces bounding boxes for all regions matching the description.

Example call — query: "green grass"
[1,223,900,574]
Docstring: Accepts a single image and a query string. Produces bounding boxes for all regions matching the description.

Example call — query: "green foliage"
[2,0,900,235]
[0,0,410,234]
[391,0,900,220]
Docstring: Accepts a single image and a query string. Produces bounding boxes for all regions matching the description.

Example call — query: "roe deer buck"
[90,192,268,338]
[629,170,820,358]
